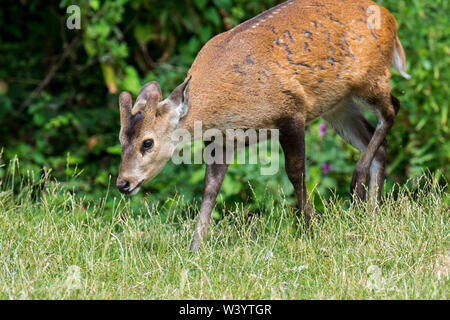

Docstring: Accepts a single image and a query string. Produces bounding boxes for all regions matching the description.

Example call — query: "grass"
[0,161,448,299]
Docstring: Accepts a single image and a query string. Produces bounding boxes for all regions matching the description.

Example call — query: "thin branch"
[4,77,42,85]
[19,35,81,112]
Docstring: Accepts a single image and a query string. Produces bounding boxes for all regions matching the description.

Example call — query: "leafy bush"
[0,0,448,210]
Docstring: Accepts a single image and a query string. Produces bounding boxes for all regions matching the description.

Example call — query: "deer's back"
[184,0,397,130]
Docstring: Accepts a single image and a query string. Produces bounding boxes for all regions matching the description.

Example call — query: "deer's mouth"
[127,181,143,196]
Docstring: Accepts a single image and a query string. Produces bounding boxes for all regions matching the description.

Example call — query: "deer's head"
[116,79,190,195]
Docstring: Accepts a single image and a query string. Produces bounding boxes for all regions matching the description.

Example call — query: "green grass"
[0,163,448,299]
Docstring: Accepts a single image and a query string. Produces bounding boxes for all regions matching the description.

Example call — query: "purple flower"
[321,163,332,175]
[319,123,326,136]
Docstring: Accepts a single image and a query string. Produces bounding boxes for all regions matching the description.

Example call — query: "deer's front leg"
[190,143,229,251]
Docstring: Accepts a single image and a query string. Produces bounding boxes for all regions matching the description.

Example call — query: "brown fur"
[181,0,400,132]
[117,0,409,250]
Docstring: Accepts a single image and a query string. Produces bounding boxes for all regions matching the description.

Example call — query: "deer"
[116,0,410,251]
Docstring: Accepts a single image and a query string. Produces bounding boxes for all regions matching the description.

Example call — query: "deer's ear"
[131,81,162,115]
[167,76,191,118]
[119,91,132,124]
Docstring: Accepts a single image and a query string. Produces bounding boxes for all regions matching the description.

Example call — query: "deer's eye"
[143,139,154,150]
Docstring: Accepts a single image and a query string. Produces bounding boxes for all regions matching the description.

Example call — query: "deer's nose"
[117,180,130,193]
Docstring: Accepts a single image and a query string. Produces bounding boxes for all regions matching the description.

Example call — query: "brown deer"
[116,0,410,251]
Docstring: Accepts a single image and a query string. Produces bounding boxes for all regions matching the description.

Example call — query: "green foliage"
[0,0,448,210]
[386,0,449,181]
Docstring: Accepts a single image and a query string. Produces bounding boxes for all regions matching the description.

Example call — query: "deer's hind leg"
[323,99,387,202]
[348,88,396,201]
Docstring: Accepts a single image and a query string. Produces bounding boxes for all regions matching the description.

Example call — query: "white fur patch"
[392,46,411,79]
[129,186,141,196]
[323,100,367,152]
[369,159,381,194]
[132,98,146,111]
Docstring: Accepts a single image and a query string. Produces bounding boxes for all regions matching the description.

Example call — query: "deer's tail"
[392,36,411,80]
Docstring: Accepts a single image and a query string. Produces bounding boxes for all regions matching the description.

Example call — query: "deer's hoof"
[189,237,203,252]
